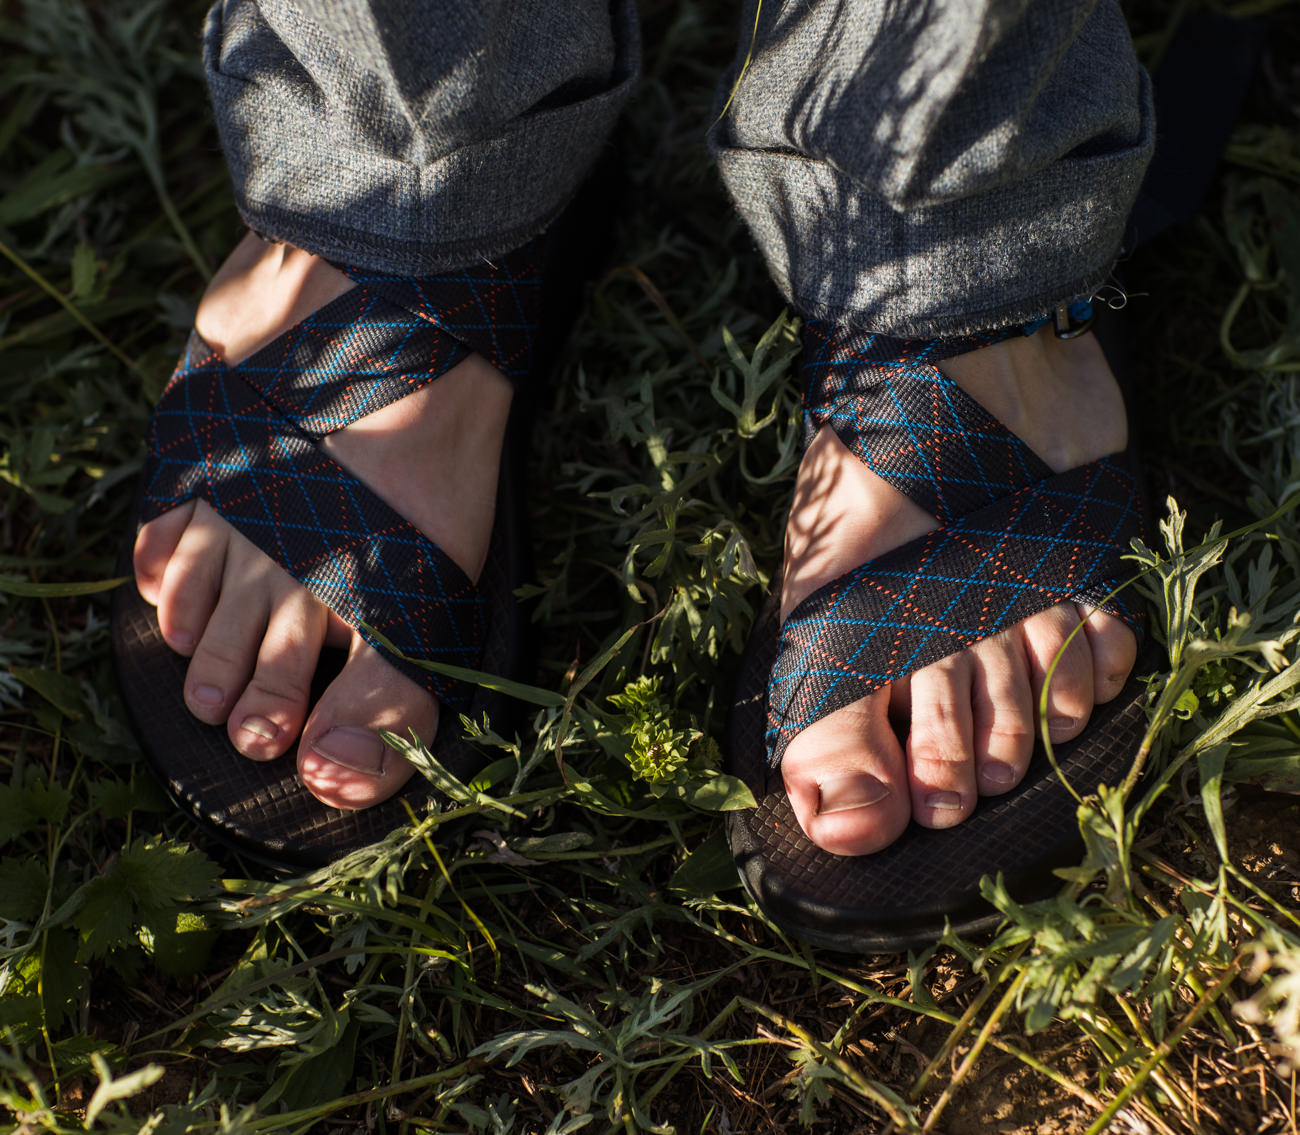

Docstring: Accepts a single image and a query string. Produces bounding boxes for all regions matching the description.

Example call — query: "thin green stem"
[920,968,1028,1133]
[0,239,140,374]
[1082,961,1243,1135]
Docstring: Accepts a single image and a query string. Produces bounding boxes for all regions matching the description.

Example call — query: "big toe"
[297,643,437,811]
[780,689,911,856]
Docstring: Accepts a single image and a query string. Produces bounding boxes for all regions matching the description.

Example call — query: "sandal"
[727,306,1151,953]
[112,239,548,868]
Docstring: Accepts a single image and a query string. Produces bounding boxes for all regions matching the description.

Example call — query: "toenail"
[816,773,889,816]
[981,761,1017,787]
[238,716,278,742]
[1050,716,1078,735]
[191,684,224,708]
[925,791,964,811]
[311,727,387,776]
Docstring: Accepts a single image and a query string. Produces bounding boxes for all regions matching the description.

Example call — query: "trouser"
[202,0,1154,339]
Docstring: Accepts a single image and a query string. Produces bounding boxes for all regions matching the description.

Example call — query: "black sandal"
[728,305,1150,952]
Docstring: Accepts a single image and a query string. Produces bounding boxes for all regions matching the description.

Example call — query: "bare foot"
[133,232,512,810]
[779,329,1138,855]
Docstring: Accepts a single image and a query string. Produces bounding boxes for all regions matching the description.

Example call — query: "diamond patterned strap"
[802,321,1047,525]
[338,238,544,385]
[767,320,1144,768]
[138,241,543,710]
[223,288,471,439]
[767,455,1142,764]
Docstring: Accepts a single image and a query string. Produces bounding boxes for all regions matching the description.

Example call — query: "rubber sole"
[727,589,1153,955]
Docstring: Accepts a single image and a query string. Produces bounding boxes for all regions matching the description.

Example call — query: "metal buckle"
[1052,303,1095,340]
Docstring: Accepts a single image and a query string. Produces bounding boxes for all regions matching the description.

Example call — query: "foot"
[779,328,1138,855]
[133,232,512,810]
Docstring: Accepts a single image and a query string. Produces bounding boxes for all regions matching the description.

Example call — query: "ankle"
[196,231,354,367]
[938,330,1127,473]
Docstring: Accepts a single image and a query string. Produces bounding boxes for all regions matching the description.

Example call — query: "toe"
[1078,604,1137,705]
[184,585,269,726]
[781,688,911,856]
[297,642,433,811]
[227,587,328,760]
[133,501,196,607]
[152,502,228,656]
[905,657,978,828]
[1022,604,1095,744]
[969,634,1035,795]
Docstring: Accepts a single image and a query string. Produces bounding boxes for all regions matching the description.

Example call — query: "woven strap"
[767,321,1143,766]
[139,240,543,710]
[338,239,543,385]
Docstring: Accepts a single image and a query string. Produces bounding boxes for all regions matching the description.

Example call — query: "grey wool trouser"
[203,0,1154,339]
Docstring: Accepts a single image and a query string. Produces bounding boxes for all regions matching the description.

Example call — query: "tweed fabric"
[138,244,542,709]
[766,324,1144,766]
[204,2,1151,337]
[203,0,639,275]
[711,0,1154,336]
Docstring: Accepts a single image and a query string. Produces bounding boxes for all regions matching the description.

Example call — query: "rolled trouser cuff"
[715,79,1153,340]
[203,1,638,275]
[710,0,1156,338]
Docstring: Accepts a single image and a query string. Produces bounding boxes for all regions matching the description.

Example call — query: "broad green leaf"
[28,782,72,824]
[679,772,755,812]
[262,1018,360,1112]
[145,908,217,978]
[38,929,86,1031]
[118,836,220,914]
[49,1034,115,1079]
[0,782,72,844]
[75,873,134,959]
[668,827,739,895]
[10,666,83,719]
[1173,687,1199,719]
[88,776,162,820]
[0,995,41,1037]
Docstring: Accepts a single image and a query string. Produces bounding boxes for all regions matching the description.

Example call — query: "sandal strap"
[802,321,1050,525]
[139,240,544,709]
[338,237,544,384]
[767,454,1142,765]
[214,288,472,440]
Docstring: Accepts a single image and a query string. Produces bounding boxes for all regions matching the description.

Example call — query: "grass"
[2,0,1300,1131]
